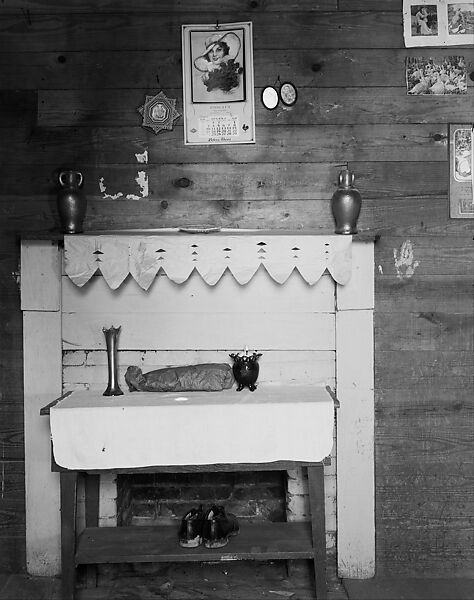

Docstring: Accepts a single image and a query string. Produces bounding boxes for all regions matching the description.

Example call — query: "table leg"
[85,473,100,527]
[60,471,78,600]
[84,474,100,588]
[307,464,327,600]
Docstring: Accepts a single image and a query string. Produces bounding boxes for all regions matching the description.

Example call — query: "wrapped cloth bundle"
[125,363,234,393]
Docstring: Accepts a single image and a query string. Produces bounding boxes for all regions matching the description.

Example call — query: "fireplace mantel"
[21,235,375,581]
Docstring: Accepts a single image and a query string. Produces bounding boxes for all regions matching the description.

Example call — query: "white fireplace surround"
[21,230,375,580]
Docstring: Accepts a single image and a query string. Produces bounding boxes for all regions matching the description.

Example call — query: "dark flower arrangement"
[205,60,243,93]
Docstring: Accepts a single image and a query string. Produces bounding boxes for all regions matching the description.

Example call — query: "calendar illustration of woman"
[190,29,245,103]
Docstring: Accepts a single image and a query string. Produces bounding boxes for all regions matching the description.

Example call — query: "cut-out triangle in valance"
[64,232,353,290]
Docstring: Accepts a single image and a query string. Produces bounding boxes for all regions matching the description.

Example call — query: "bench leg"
[60,471,78,600]
[307,464,327,600]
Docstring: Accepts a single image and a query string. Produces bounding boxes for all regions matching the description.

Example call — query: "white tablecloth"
[49,384,334,470]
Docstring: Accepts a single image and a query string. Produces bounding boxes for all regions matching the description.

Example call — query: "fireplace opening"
[116,471,288,528]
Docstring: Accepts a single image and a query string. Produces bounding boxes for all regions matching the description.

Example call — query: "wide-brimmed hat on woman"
[194,31,241,72]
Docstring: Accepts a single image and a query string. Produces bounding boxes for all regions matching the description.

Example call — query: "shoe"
[178,505,205,548]
[202,505,239,549]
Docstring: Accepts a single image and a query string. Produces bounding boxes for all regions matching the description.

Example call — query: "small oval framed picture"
[280,81,297,107]
[261,86,279,110]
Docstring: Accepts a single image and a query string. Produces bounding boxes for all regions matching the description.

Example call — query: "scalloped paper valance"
[64,232,353,290]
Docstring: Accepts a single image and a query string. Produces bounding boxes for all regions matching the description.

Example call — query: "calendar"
[182,22,255,146]
[198,115,239,140]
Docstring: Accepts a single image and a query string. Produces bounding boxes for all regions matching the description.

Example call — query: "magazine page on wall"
[449,124,474,219]
[403,0,474,47]
[181,21,255,145]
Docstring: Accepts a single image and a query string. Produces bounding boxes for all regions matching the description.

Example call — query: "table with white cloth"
[42,384,335,600]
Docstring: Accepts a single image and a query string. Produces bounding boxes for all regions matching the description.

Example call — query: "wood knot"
[219,199,232,211]
[160,200,168,209]
[174,177,191,188]
[311,63,322,72]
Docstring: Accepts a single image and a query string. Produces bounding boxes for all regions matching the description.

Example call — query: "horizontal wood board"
[61,269,336,349]
[0,125,454,164]
[62,313,336,351]
[3,198,474,238]
[0,162,460,200]
[75,521,315,564]
[61,270,336,313]
[1,49,472,90]
[0,0,338,12]
[2,0,473,576]
[0,12,436,52]
[36,88,474,126]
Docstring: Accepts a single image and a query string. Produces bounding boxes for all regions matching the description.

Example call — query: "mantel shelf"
[19,228,380,242]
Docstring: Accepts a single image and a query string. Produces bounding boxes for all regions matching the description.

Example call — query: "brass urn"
[57,170,87,234]
[330,169,362,235]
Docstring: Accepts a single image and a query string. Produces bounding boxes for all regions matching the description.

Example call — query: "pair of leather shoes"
[178,504,239,549]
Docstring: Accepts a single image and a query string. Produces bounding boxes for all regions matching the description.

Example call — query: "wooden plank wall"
[0,0,473,576]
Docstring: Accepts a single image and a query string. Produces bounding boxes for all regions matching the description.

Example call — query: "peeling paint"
[136,170,148,197]
[11,270,20,286]
[377,265,384,275]
[126,171,148,200]
[100,161,148,200]
[393,239,419,280]
[98,177,124,200]
[340,49,358,63]
[137,171,149,197]
[135,150,148,164]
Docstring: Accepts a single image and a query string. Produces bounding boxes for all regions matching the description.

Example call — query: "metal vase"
[57,170,87,234]
[330,169,362,235]
[103,326,123,396]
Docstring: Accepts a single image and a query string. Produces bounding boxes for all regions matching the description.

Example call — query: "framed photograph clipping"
[181,21,255,146]
[449,124,474,218]
[403,0,474,47]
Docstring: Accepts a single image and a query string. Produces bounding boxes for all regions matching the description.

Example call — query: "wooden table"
[42,388,335,600]
[55,460,328,600]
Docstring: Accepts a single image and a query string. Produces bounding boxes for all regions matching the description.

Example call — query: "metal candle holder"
[103,326,123,396]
